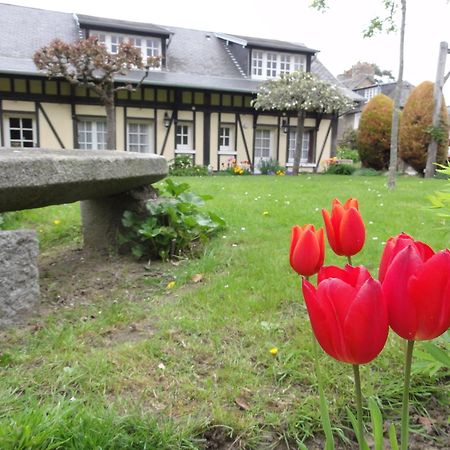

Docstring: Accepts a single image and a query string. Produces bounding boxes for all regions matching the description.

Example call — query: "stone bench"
[0,148,167,327]
[0,148,167,252]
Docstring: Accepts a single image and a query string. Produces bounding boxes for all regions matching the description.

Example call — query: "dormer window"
[90,30,162,68]
[251,51,306,80]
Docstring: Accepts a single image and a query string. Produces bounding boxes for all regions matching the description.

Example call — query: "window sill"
[218,150,237,155]
[286,162,315,168]
[175,149,196,154]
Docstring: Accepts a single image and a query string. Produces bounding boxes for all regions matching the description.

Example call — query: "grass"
[1,174,449,449]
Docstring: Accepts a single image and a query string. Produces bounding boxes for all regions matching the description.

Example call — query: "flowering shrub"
[258,158,284,175]
[223,158,251,175]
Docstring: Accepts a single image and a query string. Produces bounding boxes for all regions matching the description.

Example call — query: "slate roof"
[0,2,360,100]
[353,81,415,108]
[0,3,78,59]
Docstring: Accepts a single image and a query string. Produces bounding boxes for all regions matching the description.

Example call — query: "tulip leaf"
[421,341,450,368]
[388,423,399,450]
[347,408,370,450]
[368,397,384,450]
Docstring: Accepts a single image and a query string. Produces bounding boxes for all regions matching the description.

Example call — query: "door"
[254,129,272,173]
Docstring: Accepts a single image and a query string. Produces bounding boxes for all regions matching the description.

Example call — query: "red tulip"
[322,198,365,257]
[378,232,434,282]
[290,224,325,277]
[382,245,450,341]
[302,265,388,364]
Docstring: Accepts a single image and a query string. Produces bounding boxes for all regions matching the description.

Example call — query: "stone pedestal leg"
[0,230,39,328]
[81,184,157,254]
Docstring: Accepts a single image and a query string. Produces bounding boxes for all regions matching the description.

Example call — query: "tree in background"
[399,81,448,174]
[252,71,352,175]
[34,37,159,150]
[312,0,407,189]
[357,94,394,170]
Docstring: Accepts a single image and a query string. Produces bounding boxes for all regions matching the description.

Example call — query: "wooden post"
[425,41,449,178]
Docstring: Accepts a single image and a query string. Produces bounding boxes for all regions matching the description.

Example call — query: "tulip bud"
[322,198,365,257]
[289,224,325,277]
[378,232,434,282]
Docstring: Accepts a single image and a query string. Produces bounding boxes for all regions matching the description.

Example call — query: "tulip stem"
[311,335,335,449]
[401,340,415,450]
[347,256,353,265]
[352,364,366,449]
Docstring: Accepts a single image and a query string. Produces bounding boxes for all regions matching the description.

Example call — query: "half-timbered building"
[0,3,359,172]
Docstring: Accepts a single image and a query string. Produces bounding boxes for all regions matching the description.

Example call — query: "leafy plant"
[169,155,209,177]
[258,158,284,175]
[336,147,360,163]
[121,178,225,260]
[325,163,356,175]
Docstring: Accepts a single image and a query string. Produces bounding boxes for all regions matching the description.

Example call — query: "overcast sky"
[6,0,450,99]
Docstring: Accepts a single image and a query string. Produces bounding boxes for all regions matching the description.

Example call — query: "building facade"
[0,4,358,172]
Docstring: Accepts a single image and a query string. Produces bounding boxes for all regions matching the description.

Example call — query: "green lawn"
[0,174,448,449]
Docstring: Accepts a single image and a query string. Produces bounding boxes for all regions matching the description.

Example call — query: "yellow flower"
[166,281,176,289]
[263,211,269,216]
[269,347,278,355]
[53,219,61,225]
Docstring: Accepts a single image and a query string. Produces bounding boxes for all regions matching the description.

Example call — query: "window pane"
[22,118,32,128]
[23,141,34,147]
[10,130,20,139]
[23,130,33,140]
[9,118,20,128]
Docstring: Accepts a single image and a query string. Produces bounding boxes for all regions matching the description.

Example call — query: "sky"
[5,0,450,99]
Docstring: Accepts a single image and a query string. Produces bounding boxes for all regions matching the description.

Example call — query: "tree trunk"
[425,41,448,178]
[387,0,406,190]
[105,92,116,150]
[293,110,305,176]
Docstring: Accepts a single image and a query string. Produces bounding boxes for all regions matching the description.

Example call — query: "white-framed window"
[251,51,307,79]
[146,39,161,58]
[4,116,36,147]
[280,55,291,75]
[363,86,380,100]
[219,125,235,153]
[127,121,153,153]
[288,130,311,164]
[266,53,277,78]
[255,129,272,159]
[110,34,124,54]
[90,30,161,68]
[252,50,263,77]
[175,123,193,152]
[77,119,107,150]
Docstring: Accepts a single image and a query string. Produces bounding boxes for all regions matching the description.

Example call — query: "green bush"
[258,158,284,175]
[357,94,394,170]
[169,155,209,176]
[121,178,226,260]
[399,81,449,174]
[325,163,356,175]
[352,168,382,176]
[336,147,360,163]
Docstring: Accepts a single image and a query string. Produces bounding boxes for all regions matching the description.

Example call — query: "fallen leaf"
[191,273,204,283]
[234,397,250,410]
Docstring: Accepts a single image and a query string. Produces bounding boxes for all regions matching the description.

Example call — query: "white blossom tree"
[253,71,353,175]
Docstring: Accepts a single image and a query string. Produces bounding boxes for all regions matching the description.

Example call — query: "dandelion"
[269,347,278,355]
[166,281,176,289]
[53,219,61,225]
